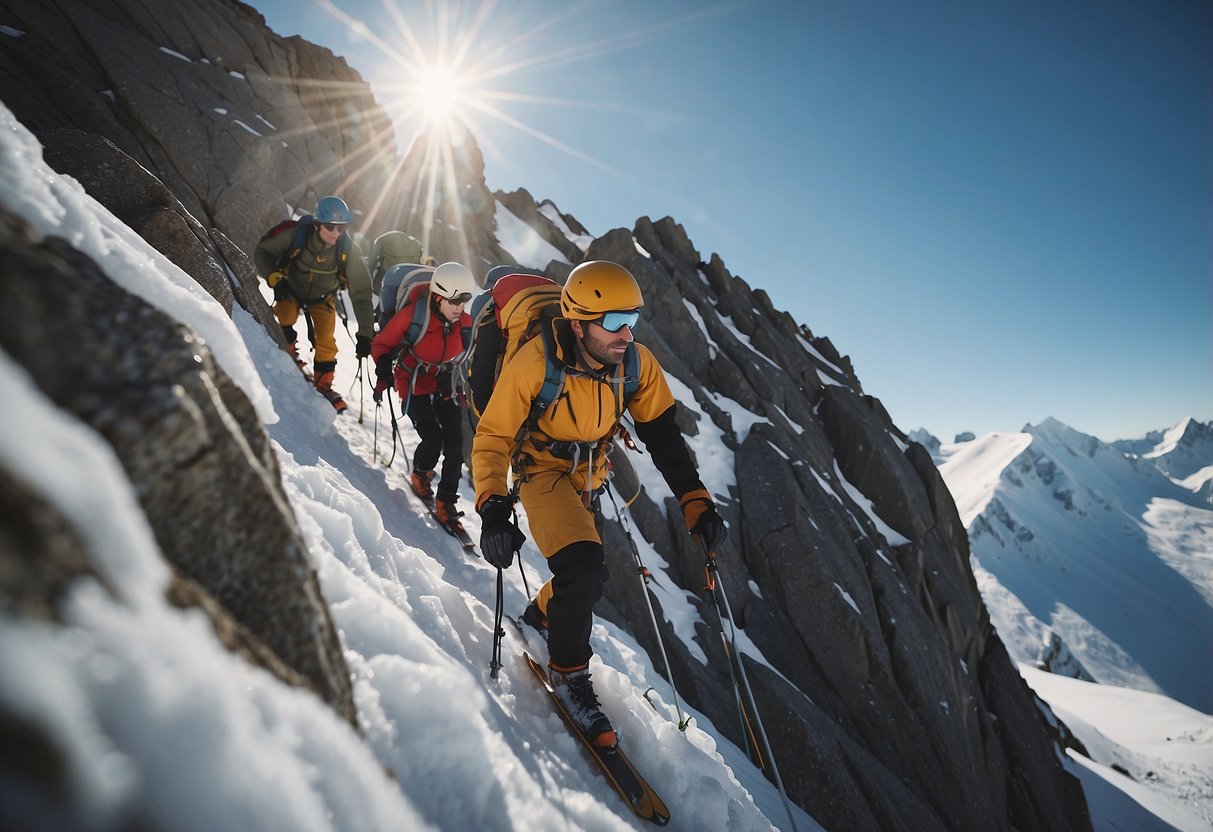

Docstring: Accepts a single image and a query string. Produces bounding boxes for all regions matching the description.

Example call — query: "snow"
[233,119,263,137]
[830,460,911,547]
[1,24,26,37]
[795,333,845,376]
[492,200,572,269]
[1177,464,1213,491]
[3,98,1207,831]
[716,309,781,372]
[538,202,593,251]
[229,70,247,79]
[256,114,278,131]
[213,107,228,115]
[681,297,718,359]
[1020,666,1213,832]
[158,46,191,62]
[1143,417,1192,459]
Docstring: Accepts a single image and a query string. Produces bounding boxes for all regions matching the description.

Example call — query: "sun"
[314,0,740,263]
[414,66,467,126]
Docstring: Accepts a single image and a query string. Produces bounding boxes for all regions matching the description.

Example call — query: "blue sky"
[256,0,1211,442]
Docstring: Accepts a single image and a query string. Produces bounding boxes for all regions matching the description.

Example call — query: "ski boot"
[434,498,465,533]
[549,663,616,748]
[314,370,347,414]
[409,469,435,502]
[521,600,549,642]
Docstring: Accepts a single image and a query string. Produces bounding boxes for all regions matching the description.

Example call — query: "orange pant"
[274,295,338,365]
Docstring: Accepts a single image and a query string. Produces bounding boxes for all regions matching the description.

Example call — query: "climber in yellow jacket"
[471,260,727,748]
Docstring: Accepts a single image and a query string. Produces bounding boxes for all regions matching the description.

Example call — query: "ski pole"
[700,537,799,832]
[372,397,380,460]
[490,567,505,679]
[349,356,366,424]
[383,390,403,468]
[604,483,691,731]
[491,504,529,679]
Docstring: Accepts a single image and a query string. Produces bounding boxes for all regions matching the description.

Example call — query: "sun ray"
[302,0,746,256]
[468,4,749,84]
[463,98,622,176]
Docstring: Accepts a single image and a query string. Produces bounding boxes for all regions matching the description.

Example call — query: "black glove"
[356,335,372,359]
[479,495,526,569]
[691,506,728,552]
[273,279,291,302]
[372,355,393,404]
[435,370,452,398]
[375,355,393,387]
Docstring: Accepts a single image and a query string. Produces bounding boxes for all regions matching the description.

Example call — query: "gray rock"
[0,206,356,726]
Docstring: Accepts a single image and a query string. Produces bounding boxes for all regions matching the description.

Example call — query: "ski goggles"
[320,222,347,232]
[590,310,640,333]
[443,292,472,305]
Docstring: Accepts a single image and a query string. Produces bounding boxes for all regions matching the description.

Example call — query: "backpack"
[261,215,351,288]
[377,262,437,338]
[370,231,424,295]
[465,270,640,424]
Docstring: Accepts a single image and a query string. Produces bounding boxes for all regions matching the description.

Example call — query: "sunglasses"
[320,222,347,232]
[591,310,640,333]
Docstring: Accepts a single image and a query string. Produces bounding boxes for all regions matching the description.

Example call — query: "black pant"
[544,500,608,668]
[408,392,464,502]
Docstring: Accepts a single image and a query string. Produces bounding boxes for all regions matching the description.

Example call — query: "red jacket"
[371,296,471,396]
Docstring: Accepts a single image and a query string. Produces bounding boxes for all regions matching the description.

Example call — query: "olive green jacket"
[254,226,374,339]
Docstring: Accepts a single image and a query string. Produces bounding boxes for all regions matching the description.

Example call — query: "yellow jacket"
[472,321,713,522]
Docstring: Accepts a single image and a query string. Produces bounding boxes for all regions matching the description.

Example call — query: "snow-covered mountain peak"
[1025,417,1104,459]
[936,416,1213,715]
[937,431,1033,526]
[1141,417,1213,481]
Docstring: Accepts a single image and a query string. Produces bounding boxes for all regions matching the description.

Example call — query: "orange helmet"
[561,261,644,320]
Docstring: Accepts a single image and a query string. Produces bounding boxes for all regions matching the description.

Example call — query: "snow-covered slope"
[937,418,1213,714]
[0,102,813,832]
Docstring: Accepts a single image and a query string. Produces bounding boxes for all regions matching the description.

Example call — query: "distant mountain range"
[912,418,1213,714]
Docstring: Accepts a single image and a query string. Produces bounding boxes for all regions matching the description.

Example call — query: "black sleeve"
[632,404,707,500]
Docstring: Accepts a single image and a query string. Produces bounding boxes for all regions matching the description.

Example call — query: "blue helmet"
[314,195,352,225]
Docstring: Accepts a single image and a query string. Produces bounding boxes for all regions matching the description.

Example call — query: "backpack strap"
[274,215,313,271]
[620,343,640,407]
[274,216,349,289]
[335,234,350,289]
[531,323,568,421]
[404,294,431,347]
[528,324,639,425]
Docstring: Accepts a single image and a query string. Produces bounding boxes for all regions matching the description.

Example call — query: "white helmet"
[430,262,476,301]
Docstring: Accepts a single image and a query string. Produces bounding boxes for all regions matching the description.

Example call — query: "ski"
[405,489,478,555]
[435,510,477,555]
[521,651,670,826]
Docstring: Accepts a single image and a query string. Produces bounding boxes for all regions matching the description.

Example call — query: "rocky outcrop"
[538,214,1090,830]
[0,0,397,255]
[0,206,355,725]
[495,187,585,265]
[35,127,285,345]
